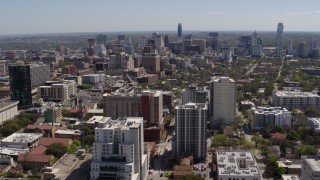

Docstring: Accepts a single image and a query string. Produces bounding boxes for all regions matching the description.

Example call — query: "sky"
[1,0,320,34]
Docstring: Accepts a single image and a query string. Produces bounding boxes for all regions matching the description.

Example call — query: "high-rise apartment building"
[90,117,148,180]
[182,84,207,105]
[178,23,182,39]
[276,23,284,58]
[209,76,236,128]
[9,63,50,109]
[175,103,207,159]
[103,89,163,126]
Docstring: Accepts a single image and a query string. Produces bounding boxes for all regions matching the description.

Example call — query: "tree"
[84,135,95,146]
[62,109,72,117]
[211,134,230,147]
[182,173,204,180]
[68,140,81,153]
[299,145,316,155]
[287,130,301,141]
[46,143,68,158]
[79,84,92,90]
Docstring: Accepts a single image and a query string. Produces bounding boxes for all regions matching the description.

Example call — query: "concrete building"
[9,63,50,109]
[103,89,163,126]
[0,101,19,125]
[175,103,207,159]
[96,34,107,46]
[192,39,206,54]
[272,90,320,109]
[108,52,134,70]
[90,117,148,180]
[44,107,62,123]
[301,155,320,180]
[178,23,182,39]
[38,80,76,102]
[141,53,160,72]
[191,55,208,68]
[82,74,106,84]
[215,151,262,180]
[251,106,292,131]
[0,60,8,76]
[301,67,320,76]
[182,84,207,105]
[307,118,320,134]
[0,133,43,157]
[210,77,236,128]
[298,42,308,58]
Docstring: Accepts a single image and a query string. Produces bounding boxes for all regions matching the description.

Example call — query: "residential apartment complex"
[215,151,262,180]
[38,80,76,102]
[90,117,148,180]
[174,103,207,159]
[182,84,207,105]
[272,90,320,109]
[103,89,163,126]
[209,76,236,128]
[251,106,292,131]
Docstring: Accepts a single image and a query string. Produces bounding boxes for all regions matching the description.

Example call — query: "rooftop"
[274,90,320,97]
[1,133,43,144]
[304,157,320,172]
[38,137,71,147]
[0,101,19,111]
[281,174,300,180]
[54,129,81,135]
[17,154,51,163]
[216,151,261,177]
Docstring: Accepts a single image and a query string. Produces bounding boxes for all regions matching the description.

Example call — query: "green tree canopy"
[299,145,316,155]
[182,173,204,180]
[46,143,68,158]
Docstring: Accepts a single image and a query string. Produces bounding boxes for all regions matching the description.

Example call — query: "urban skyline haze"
[1,0,320,35]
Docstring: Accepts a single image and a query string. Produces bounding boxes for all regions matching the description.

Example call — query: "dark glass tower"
[178,23,182,38]
[9,65,32,109]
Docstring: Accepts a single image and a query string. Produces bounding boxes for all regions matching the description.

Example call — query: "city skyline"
[1,0,320,35]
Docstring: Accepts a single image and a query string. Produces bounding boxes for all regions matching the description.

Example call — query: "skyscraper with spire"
[276,23,284,58]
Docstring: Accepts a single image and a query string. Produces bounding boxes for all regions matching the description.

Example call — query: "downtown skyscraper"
[178,23,182,39]
[276,23,284,58]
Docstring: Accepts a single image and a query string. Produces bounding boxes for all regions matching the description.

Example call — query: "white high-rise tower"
[276,23,284,58]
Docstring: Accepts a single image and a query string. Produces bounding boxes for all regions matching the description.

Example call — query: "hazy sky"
[1,0,320,34]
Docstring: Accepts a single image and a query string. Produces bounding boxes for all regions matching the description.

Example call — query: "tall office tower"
[154,35,164,48]
[209,32,219,51]
[109,52,134,70]
[9,63,50,109]
[118,34,125,44]
[88,38,96,56]
[178,23,182,39]
[298,41,308,58]
[209,76,236,128]
[96,34,107,46]
[239,36,252,55]
[183,34,193,52]
[175,103,207,159]
[252,31,258,46]
[164,35,169,47]
[55,45,65,56]
[276,23,284,58]
[288,39,293,55]
[90,117,148,180]
[182,84,207,105]
[138,36,146,49]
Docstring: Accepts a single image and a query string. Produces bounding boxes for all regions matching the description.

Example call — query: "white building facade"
[251,106,292,131]
[38,80,76,102]
[272,90,320,109]
[90,117,148,180]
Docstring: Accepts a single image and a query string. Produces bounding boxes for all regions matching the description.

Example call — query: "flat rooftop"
[216,151,261,177]
[0,101,18,110]
[1,133,43,144]
[96,117,143,130]
[305,158,320,172]
[274,90,320,97]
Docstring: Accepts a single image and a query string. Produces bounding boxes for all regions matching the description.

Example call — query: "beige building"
[272,90,320,109]
[0,60,8,76]
[38,80,76,102]
[0,101,19,125]
[141,53,160,72]
[210,76,236,128]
